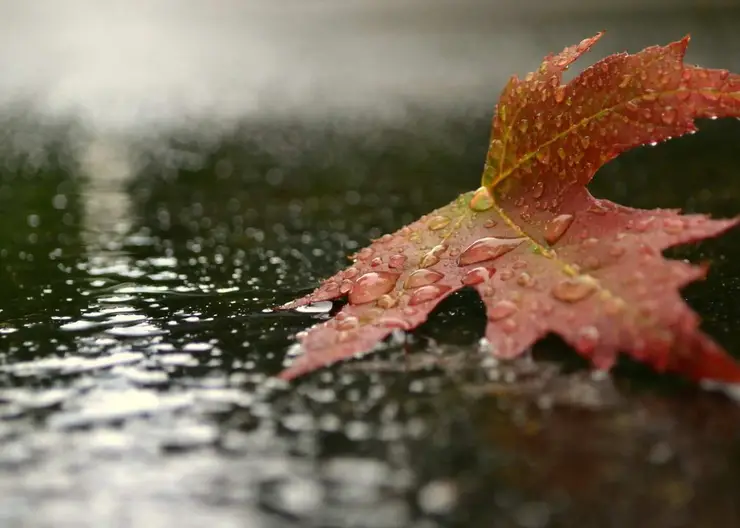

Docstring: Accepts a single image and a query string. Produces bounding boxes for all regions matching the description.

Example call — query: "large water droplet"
[370,257,383,267]
[516,272,534,287]
[457,237,525,267]
[428,215,451,231]
[488,139,504,160]
[469,187,494,212]
[574,325,600,354]
[377,294,398,309]
[634,216,654,232]
[662,217,684,234]
[499,269,514,281]
[408,285,451,306]
[609,245,625,258]
[461,266,494,286]
[554,86,566,103]
[419,244,446,268]
[535,148,550,164]
[404,269,444,289]
[388,254,407,269]
[551,276,597,303]
[544,214,575,245]
[419,253,440,269]
[336,316,359,331]
[348,272,399,304]
[323,281,339,294]
[340,280,354,294]
[501,319,518,334]
[378,317,411,330]
[336,330,356,343]
[661,108,676,125]
[344,267,360,279]
[532,181,545,199]
[488,300,518,321]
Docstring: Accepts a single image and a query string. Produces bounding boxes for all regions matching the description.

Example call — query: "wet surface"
[2,4,740,527]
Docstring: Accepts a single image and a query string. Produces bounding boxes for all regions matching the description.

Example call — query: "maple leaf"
[278,34,740,383]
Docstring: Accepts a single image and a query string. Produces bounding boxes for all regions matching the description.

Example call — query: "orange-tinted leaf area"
[278,34,740,383]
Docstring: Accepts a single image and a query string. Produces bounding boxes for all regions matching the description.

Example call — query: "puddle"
[1,5,740,528]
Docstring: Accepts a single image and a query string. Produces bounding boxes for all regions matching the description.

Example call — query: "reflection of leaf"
[279,34,740,383]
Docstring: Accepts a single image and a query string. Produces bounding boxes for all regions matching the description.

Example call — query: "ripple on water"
[105,323,166,338]
[294,301,334,314]
[47,389,194,429]
[1,352,145,376]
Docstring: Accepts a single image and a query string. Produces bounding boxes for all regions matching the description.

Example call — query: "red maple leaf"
[278,34,740,383]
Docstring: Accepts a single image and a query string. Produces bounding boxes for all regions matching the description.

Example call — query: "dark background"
[1,2,740,527]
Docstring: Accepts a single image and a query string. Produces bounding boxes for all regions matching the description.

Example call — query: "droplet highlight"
[574,325,600,354]
[388,254,407,269]
[348,272,400,305]
[544,213,575,245]
[461,267,494,286]
[404,269,444,289]
[408,285,451,306]
[428,215,451,231]
[419,244,446,268]
[457,237,525,267]
[551,276,597,303]
[488,300,518,321]
[469,187,495,212]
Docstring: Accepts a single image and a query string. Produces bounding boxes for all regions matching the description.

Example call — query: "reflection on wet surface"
[1,3,740,527]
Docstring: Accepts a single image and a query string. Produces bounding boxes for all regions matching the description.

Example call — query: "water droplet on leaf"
[535,148,550,164]
[662,217,684,234]
[388,254,407,269]
[404,269,444,289]
[378,317,411,330]
[661,107,676,125]
[574,325,600,354]
[635,216,654,232]
[348,272,399,304]
[516,272,535,287]
[428,215,451,231]
[336,316,359,331]
[458,237,525,266]
[408,285,451,306]
[340,280,354,294]
[356,248,374,261]
[470,187,495,212]
[461,266,494,286]
[501,319,518,333]
[488,300,518,321]
[551,276,597,303]
[499,269,514,281]
[554,86,566,103]
[544,214,575,245]
[377,294,398,309]
[419,245,446,268]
